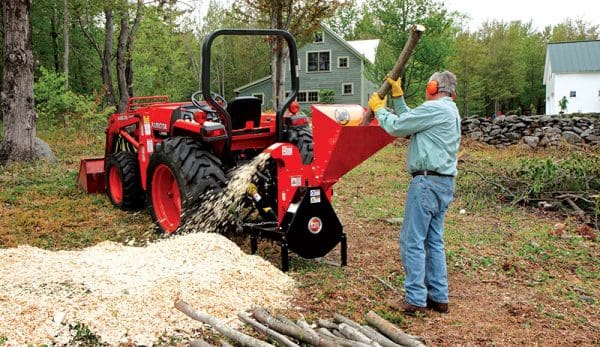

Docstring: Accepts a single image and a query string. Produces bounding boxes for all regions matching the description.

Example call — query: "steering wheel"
[191,91,228,110]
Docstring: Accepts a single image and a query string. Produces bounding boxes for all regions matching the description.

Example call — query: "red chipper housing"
[78,29,394,270]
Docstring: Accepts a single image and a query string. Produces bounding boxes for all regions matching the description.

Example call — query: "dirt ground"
[272,215,599,346]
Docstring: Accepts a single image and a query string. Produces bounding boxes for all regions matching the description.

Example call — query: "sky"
[188,0,599,32]
[443,0,600,31]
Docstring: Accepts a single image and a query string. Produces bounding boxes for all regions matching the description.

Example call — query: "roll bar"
[201,29,299,147]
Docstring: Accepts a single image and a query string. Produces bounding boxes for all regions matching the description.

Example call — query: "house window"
[342,83,353,95]
[297,92,307,102]
[252,93,264,104]
[308,91,319,102]
[307,51,330,72]
[570,91,576,97]
[314,31,324,43]
[338,56,349,68]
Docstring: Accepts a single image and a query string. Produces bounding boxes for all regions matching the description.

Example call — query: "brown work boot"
[426,297,449,313]
[385,298,427,315]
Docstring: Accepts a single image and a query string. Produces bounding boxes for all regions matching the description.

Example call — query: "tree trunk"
[125,0,142,98]
[116,3,130,113]
[63,0,69,89]
[103,9,116,107]
[1,0,37,164]
[269,3,281,110]
[50,4,60,72]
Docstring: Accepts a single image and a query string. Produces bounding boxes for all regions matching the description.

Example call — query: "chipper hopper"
[246,105,394,270]
[77,28,395,271]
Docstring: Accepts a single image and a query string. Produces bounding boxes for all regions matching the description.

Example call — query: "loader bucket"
[77,158,106,193]
[311,104,394,181]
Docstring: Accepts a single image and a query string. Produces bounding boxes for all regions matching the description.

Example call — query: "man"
[368,71,461,315]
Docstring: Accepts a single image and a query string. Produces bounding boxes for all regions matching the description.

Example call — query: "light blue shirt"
[375,96,461,176]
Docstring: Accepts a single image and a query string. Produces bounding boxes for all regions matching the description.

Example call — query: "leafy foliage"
[320,89,335,104]
[458,151,600,228]
[34,67,106,128]
[511,154,600,196]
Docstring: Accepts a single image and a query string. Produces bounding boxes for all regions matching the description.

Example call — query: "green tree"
[545,18,600,42]
[519,29,546,114]
[476,21,528,115]
[233,0,344,110]
[325,0,360,40]
[448,31,485,116]
[366,0,459,103]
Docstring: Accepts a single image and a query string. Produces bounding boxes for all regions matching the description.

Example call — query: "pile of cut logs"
[175,299,426,347]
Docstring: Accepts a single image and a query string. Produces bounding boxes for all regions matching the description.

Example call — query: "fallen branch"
[334,314,399,347]
[253,308,339,347]
[296,319,321,340]
[318,319,340,330]
[238,312,300,347]
[277,315,302,330]
[174,299,273,347]
[338,323,380,346]
[365,311,425,347]
[370,275,400,293]
[316,329,373,347]
[190,338,216,347]
[318,327,337,338]
[360,326,403,347]
[565,198,586,216]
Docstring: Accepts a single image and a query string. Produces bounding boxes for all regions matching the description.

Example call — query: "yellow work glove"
[368,92,386,112]
[386,76,404,97]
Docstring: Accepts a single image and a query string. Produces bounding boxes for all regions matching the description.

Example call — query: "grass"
[0,125,598,345]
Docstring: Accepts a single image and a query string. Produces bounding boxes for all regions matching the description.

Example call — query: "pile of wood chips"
[0,233,295,345]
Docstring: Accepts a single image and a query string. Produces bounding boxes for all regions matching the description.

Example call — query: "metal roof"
[547,40,600,73]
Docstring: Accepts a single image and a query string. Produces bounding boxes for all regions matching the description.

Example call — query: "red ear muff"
[452,92,456,101]
[426,80,438,95]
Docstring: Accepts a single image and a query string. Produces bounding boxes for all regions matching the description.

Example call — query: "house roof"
[320,24,379,64]
[234,75,271,92]
[546,40,600,74]
[347,39,380,64]
[234,24,381,92]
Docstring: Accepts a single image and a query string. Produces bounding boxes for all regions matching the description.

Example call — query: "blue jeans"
[400,174,455,307]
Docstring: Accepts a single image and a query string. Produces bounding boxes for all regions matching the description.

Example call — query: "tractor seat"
[227,96,262,130]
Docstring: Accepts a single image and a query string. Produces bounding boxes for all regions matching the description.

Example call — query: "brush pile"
[176,300,426,347]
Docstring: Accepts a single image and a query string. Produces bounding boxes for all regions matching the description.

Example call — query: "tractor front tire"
[286,126,314,164]
[146,137,227,234]
[106,151,144,210]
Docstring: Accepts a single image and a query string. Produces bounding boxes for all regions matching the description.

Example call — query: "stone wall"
[461,114,600,148]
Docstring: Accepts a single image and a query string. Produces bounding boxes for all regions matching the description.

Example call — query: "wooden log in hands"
[360,24,426,126]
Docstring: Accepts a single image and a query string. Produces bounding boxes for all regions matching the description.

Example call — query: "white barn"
[543,40,600,115]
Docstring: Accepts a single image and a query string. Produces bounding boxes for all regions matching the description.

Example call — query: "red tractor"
[79,29,394,270]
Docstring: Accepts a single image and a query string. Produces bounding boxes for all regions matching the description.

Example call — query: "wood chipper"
[77,29,395,271]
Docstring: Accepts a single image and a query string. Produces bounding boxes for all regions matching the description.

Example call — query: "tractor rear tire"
[146,137,227,234]
[106,151,144,210]
[286,126,314,164]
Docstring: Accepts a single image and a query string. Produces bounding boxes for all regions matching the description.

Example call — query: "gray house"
[234,24,380,111]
